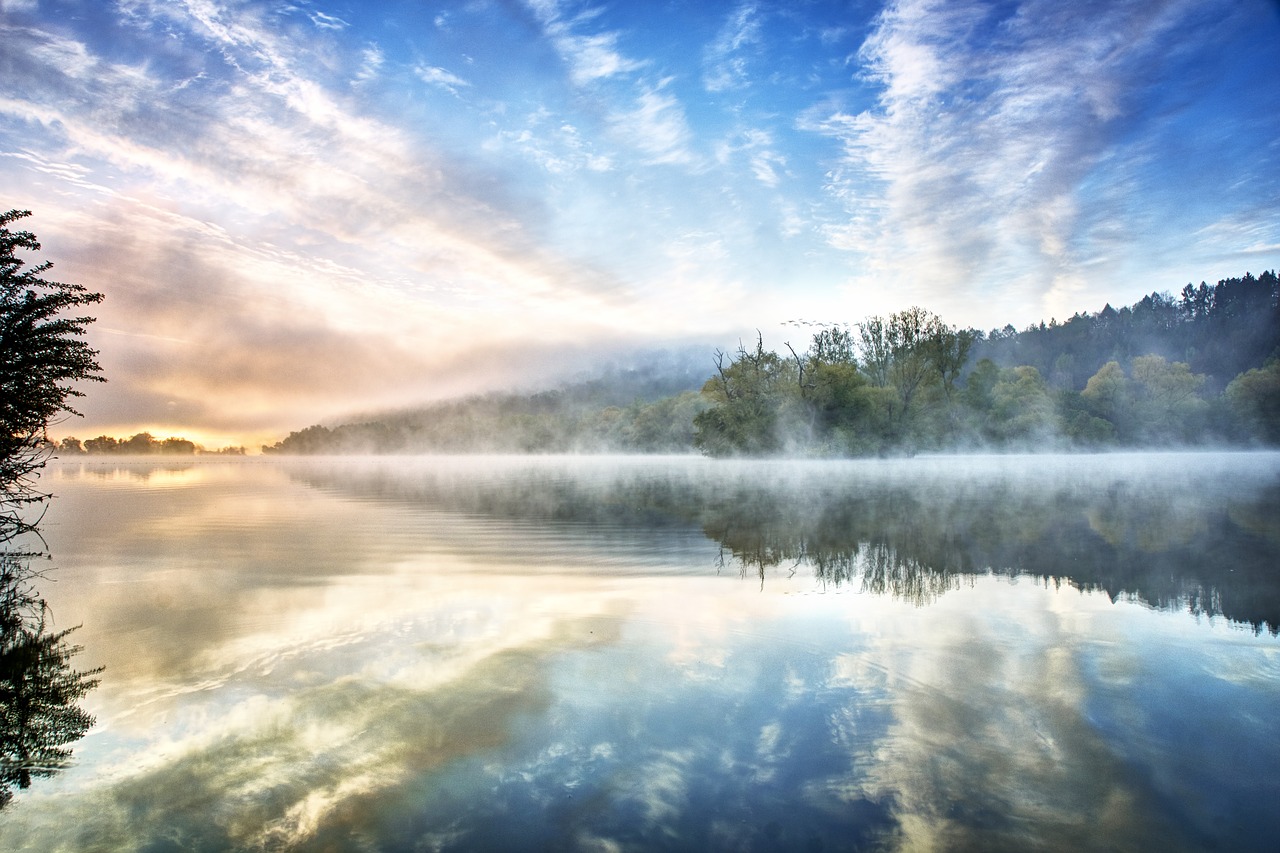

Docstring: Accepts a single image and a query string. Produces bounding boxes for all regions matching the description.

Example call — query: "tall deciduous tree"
[857,307,966,443]
[694,334,799,456]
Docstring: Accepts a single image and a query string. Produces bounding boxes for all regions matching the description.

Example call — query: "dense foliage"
[690,272,1278,455]
[973,272,1280,392]
[1,210,103,513]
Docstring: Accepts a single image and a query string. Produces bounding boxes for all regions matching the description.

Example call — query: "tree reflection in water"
[0,552,100,808]
[288,455,1280,632]
[704,474,1280,630]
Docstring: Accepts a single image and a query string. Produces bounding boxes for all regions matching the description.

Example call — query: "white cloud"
[750,150,786,187]
[0,148,103,190]
[810,0,1234,321]
[414,64,469,95]
[493,112,613,174]
[703,2,763,93]
[354,45,384,84]
[28,33,97,79]
[523,0,646,86]
[611,85,697,167]
[561,30,643,84]
[720,127,786,188]
[520,2,705,172]
[308,10,348,31]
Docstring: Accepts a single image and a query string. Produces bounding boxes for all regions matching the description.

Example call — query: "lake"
[2,452,1278,851]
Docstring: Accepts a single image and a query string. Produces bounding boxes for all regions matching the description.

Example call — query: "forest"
[261,271,1280,457]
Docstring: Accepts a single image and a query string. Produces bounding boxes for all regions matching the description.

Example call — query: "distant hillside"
[263,347,714,455]
[264,272,1280,456]
[972,271,1280,393]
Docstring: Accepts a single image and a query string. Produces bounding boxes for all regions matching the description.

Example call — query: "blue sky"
[2,0,1278,445]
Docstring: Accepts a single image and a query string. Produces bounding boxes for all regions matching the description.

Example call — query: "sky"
[2,0,1279,448]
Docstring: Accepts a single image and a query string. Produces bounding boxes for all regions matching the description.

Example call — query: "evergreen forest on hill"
[260,271,1280,457]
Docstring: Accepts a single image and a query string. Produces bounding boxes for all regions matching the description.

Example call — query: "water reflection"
[6,454,1276,851]
[0,449,102,809]
[285,454,1280,631]
[0,553,100,808]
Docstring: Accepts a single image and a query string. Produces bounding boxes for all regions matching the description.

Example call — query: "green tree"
[987,366,1058,444]
[924,324,975,406]
[1078,357,1210,444]
[1127,355,1208,442]
[694,334,799,456]
[857,307,964,444]
[787,326,878,454]
[1080,361,1129,439]
[621,391,709,452]
[963,358,1001,413]
[1059,390,1116,446]
[1,210,103,517]
[1225,359,1280,444]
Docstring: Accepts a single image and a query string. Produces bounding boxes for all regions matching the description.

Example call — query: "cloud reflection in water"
[1,454,1276,850]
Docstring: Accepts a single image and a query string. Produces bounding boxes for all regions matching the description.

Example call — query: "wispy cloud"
[812,0,1238,318]
[307,10,348,31]
[281,1,349,30]
[703,2,764,93]
[414,64,469,95]
[521,1,706,171]
[353,45,384,85]
[524,0,646,86]
[611,83,697,167]
[717,127,786,188]
[492,110,612,174]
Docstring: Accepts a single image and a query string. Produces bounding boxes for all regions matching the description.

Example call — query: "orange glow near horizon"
[51,424,273,454]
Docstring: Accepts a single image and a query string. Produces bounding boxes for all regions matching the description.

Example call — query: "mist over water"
[3,452,1277,851]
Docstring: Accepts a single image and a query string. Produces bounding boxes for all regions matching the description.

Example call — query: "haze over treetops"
[3,0,1278,448]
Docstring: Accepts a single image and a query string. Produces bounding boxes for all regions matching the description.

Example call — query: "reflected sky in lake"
[3,454,1278,851]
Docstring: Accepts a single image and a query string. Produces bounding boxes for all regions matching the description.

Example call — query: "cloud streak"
[703,3,764,93]
[813,0,1260,319]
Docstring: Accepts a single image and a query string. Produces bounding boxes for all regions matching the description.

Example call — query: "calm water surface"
[3,453,1279,851]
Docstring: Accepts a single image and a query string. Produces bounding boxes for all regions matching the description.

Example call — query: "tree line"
[264,271,1279,456]
[50,433,247,456]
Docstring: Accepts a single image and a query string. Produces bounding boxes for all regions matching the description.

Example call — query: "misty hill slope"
[263,348,716,455]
